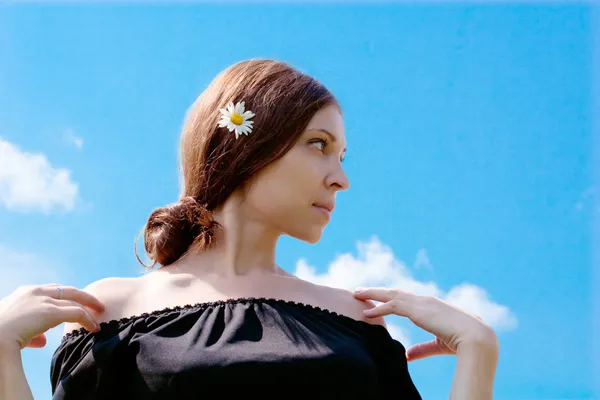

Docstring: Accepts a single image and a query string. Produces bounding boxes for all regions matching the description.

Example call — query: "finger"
[353,287,401,303]
[26,334,47,348]
[363,300,410,319]
[45,285,105,312]
[58,305,101,332]
[49,298,98,311]
[406,340,453,362]
[50,298,102,327]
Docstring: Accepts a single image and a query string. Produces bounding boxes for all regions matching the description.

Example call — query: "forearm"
[449,337,500,400]
[0,345,35,400]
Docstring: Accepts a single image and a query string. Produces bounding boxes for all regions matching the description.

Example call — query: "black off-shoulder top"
[50,297,422,399]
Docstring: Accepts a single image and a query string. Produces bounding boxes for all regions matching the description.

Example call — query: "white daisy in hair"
[217,100,255,139]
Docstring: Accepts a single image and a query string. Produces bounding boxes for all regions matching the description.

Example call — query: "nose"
[325,163,350,192]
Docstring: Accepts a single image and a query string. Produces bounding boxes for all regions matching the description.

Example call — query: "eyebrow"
[309,129,347,153]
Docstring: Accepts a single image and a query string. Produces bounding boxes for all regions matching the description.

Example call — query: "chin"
[288,226,325,244]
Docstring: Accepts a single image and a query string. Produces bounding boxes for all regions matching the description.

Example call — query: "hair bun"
[141,196,218,267]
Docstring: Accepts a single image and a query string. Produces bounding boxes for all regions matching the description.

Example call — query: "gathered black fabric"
[50,297,422,399]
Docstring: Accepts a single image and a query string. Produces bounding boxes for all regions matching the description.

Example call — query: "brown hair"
[136,59,338,270]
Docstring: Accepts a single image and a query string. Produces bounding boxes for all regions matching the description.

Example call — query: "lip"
[312,201,334,220]
[313,202,335,213]
[313,205,332,219]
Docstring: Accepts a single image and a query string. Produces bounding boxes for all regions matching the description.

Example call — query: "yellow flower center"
[230,113,243,125]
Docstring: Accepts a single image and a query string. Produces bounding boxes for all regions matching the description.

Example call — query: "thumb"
[26,334,47,349]
[405,339,453,362]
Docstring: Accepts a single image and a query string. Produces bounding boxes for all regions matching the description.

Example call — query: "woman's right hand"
[0,283,105,352]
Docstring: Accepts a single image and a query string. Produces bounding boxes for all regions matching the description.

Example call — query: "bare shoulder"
[308,282,386,328]
[62,276,139,335]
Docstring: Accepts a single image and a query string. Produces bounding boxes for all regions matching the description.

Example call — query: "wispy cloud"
[0,138,79,213]
[413,248,433,271]
[0,246,62,298]
[575,186,596,212]
[294,236,518,346]
[0,245,69,355]
[63,128,84,150]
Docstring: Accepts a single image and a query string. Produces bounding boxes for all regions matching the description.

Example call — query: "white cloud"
[295,237,444,297]
[445,283,517,330]
[0,138,79,213]
[63,128,84,150]
[294,236,518,346]
[384,322,413,347]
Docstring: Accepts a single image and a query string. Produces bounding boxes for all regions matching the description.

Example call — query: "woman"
[0,59,499,399]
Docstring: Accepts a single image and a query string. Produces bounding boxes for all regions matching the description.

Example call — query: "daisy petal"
[234,102,244,115]
[242,111,255,119]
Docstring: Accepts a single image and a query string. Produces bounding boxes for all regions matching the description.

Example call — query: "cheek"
[283,148,323,185]
[254,178,297,209]
[247,153,320,214]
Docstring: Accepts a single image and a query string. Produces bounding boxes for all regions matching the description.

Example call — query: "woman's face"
[243,104,349,243]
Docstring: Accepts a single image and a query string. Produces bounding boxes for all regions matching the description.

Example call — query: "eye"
[309,138,327,151]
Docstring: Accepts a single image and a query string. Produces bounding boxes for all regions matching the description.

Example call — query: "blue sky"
[0,3,596,399]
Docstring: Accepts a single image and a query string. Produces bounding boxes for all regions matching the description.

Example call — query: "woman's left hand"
[353,287,498,362]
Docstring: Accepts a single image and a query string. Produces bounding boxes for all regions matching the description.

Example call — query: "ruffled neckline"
[62,297,385,341]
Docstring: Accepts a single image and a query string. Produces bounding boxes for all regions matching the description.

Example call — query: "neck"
[162,195,282,278]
